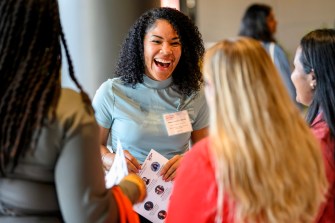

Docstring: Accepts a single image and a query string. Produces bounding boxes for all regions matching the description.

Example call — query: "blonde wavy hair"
[203,37,327,223]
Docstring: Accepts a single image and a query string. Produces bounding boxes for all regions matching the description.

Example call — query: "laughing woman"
[92,7,209,181]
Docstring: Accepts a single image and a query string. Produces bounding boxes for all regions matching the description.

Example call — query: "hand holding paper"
[123,149,141,173]
[105,139,129,189]
[134,149,174,223]
[160,154,183,181]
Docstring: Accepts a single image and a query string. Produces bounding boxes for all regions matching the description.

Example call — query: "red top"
[311,113,335,223]
[166,137,234,223]
[167,115,335,223]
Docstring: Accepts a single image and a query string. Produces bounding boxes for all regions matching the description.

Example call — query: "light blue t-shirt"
[262,42,301,108]
[92,75,209,163]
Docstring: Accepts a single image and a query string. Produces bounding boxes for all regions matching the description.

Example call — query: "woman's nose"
[160,44,172,54]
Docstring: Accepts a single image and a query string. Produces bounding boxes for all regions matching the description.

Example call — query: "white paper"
[105,139,129,189]
[134,149,173,223]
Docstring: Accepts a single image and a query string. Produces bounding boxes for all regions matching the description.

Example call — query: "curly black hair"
[115,7,204,96]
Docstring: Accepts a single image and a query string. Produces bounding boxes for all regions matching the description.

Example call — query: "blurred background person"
[0,0,145,222]
[167,37,327,223]
[291,28,335,222]
[239,3,302,110]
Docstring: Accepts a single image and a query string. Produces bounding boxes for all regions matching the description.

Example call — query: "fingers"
[160,155,182,182]
[102,153,115,171]
[102,150,141,174]
[124,150,141,173]
[127,160,140,173]
[163,170,177,182]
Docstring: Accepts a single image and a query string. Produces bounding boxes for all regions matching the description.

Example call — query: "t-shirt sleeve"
[55,90,119,222]
[192,87,209,130]
[311,117,335,222]
[92,80,115,129]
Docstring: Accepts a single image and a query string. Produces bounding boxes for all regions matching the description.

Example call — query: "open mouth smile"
[154,58,172,68]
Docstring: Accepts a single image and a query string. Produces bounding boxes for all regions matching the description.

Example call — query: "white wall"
[197,0,335,62]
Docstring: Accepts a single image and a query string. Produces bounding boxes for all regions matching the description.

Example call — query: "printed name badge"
[163,110,193,136]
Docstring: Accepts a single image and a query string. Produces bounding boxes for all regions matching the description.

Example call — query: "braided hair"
[0,0,90,175]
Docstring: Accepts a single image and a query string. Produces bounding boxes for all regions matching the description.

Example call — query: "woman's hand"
[160,154,183,182]
[99,126,140,173]
[102,149,141,174]
[124,150,141,173]
[101,151,115,171]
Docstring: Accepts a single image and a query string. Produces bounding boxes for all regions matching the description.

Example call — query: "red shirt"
[167,118,335,223]
[166,137,233,223]
[311,113,335,223]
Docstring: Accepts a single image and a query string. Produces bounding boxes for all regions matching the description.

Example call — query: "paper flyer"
[105,139,128,189]
[134,149,173,223]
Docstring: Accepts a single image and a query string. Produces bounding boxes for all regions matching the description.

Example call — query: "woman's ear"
[310,69,316,90]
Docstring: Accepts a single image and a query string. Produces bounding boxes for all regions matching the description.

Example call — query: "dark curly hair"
[115,7,204,96]
[0,0,90,175]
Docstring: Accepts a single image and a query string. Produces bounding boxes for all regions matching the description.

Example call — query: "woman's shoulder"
[96,77,133,94]
[311,113,331,140]
[59,88,83,107]
[57,88,97,127]
[184,137,210,164]
[183,85,206,102]
[262,41,289,65]
[262,41,283,51]
[93,77,134,105]
[99,77,124,88]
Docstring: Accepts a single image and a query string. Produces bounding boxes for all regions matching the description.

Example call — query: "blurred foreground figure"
[167,37,327,223]
[0,0,145,222]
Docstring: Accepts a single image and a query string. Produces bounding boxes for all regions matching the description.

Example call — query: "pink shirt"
[166,137,234,223]
[311,113,335,223]
[167,119,335,223]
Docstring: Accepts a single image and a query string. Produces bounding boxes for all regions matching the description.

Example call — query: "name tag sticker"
[163,110,193,136]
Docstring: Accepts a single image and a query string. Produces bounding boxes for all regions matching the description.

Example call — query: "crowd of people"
[1,0,334,222]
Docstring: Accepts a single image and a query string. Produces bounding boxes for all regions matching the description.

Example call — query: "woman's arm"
[99,126,141,173]
[100,126,114,171]
[191,127,209,145]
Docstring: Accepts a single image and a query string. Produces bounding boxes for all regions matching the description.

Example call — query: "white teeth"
[155,59,171,64]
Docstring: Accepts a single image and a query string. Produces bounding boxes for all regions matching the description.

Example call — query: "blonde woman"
[166,37,327,223]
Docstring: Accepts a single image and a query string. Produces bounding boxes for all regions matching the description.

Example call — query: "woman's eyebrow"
[151,35,180,41]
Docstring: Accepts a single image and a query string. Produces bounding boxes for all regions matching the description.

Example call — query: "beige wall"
[197,0,335,63]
